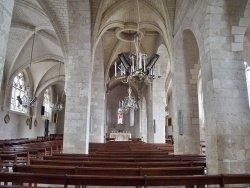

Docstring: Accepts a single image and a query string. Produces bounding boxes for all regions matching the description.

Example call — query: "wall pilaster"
[152,80,166,143]
[144,85,154,143]
[89,41,105,143]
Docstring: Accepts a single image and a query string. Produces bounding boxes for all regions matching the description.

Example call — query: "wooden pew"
[30,159,206,168]
[43,155,205,163]
[1,148,45,158]
[0,186,61,188]
[53,152,170,157]
[53,152,205,158]
[1,172,250,187]
[31,159,138,168]
[0,152,30,171]
[1,140,63,155]
[13,164,205,176]
[129,138,141,141]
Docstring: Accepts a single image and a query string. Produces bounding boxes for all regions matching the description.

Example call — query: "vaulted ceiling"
[4,0,176,98]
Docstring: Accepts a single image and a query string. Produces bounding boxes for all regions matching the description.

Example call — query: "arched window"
[11,72,27,113]
[43,89,50,119]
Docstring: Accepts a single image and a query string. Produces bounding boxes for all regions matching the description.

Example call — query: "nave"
[0,137,250,188]
[1,0,250,180]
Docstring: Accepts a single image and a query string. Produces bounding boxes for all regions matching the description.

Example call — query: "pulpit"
[110,132,131,141]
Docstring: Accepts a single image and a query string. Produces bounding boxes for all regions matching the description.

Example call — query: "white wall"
[0,94,59,139]
[0,110,19,139]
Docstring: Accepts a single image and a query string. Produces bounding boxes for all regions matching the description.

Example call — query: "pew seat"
[0,172,250,187]
[13,164,205,176]
[30,159,206,168]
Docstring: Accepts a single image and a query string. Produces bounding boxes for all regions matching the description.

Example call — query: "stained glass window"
[43,89,50,119]
[118,112,123,125]
[11,72,27,113]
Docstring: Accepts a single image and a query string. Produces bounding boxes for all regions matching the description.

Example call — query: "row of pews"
[0,140,250,187]
[0,136,63,172]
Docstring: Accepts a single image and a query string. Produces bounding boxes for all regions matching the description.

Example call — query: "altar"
[110,132,131,141]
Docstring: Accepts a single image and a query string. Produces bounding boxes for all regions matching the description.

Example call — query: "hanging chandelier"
[114,0,160,84]
[115,33,160,83]
[50,63,64,112]
[118,87,139,114]
[20,86,37,108]
[17,32,37,109]
[50,95,64,112]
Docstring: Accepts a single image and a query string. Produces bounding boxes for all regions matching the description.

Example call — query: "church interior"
[1,0,250,187]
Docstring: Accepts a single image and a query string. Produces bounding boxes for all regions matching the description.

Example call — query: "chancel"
[1,0,250,187]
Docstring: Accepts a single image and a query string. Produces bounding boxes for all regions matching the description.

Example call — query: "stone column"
[0,0,14,109]
[172,32,200,154]
[63,0,91,154]
[203,0,250,174]
[89,41,105,143]
[141,97,147,142]
[172,72,200,154]
[152,79,166,143]
[144,85,154,143]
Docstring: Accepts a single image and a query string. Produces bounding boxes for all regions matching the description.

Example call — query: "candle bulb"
[132,56,135,73]
[121,64,123,76]
[123,65,126,75]
[115,62,117,77]
[139,53,142,70]
[143,56,146,72]
[158,64,161,78]
[150,67,154,76]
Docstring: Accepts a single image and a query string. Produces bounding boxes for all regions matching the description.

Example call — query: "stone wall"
[173,0,206,155]
[173,0,250,173]
[202,0,250,174]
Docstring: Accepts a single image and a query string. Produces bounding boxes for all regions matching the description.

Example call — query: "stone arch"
[35,76,65,99]
[231,0,249,52]
[8,55,63,87]
[243,22,250,62]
